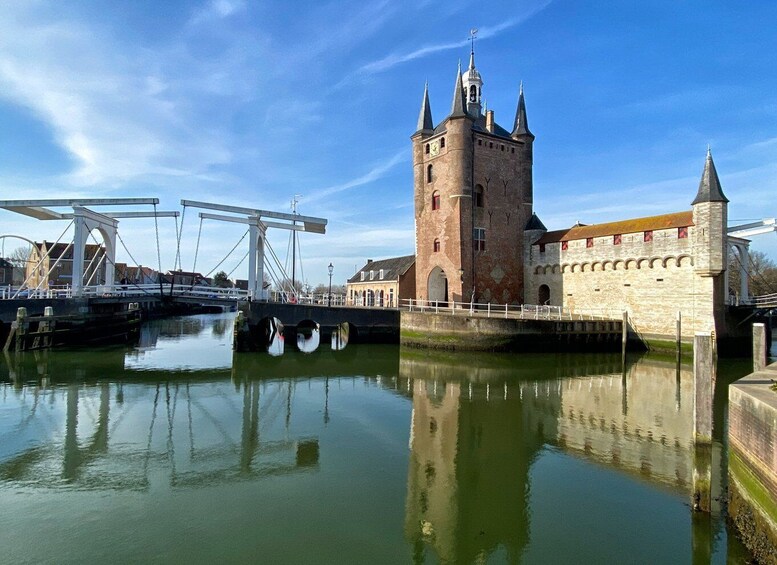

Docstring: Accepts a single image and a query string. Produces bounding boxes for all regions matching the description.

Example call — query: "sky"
[1,0,776,287]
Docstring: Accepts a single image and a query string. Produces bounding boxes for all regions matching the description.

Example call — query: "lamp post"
[327,263,334,307]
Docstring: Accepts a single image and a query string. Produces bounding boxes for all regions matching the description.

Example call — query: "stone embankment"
[728,333,777,563]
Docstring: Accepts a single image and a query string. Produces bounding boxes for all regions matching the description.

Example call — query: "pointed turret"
[525,212,547,231]
[462,47,482,117]
[450,61,467,118]
[692,148,729,205]
[511,82,534,139]
[416,82,434,134]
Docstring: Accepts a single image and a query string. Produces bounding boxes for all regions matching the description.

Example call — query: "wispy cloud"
[355,2,553,76]
[304,149,410,204]
[189,0,247,26]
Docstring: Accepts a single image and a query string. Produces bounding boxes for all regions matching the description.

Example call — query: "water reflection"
[399,349,738,563]
[0,317,752,563]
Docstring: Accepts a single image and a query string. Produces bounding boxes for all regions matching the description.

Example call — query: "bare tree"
[7,245,32,268]
[729,249,777,298]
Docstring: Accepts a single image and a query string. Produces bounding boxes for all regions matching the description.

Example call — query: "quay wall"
[400,311,622,352]
[728,361,777,563]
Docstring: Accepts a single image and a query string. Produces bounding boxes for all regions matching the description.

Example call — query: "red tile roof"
[536,211,694,245]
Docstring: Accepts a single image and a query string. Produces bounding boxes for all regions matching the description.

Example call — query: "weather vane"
[469,28,478,52]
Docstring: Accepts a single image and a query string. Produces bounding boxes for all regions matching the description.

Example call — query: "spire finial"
[707,144,711,157]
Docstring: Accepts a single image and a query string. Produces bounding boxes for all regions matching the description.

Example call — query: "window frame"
[431,191,440,211]
[473,227,486,251]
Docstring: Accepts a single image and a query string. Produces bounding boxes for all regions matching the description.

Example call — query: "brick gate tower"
[412,48,534,305]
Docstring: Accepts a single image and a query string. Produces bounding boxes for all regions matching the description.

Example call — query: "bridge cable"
[226,250,250,279]
[202,228,249,278]
[174,204,186,272]
[12,219,74,298]
[192,216,204,274]
[88,230,156,296]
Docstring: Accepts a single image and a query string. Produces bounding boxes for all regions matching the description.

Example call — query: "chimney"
[366,259,373,264]
[486,110,495,133]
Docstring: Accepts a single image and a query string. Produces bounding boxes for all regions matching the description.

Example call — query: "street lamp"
[327,263,334,307]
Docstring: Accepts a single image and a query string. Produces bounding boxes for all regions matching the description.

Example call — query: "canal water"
[0,313,758,563]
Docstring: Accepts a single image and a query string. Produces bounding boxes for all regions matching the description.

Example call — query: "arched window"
[433,238,440,252]
[469,85,477,102]
[432,191,440,211]
[427,164,433,184]
[474,184,484,208]
[425,143,430,154]
[440,137,445,148]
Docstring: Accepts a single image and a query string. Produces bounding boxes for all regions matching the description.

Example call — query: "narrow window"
[433,239,440,252]
[440,137,445,148]
[586,237,594,248]
[425,144,430,154]
[501,144,505,151]
[613,234,622,246]
[469,85,477,102]
[478,139,482,146]
[369,270,374,281]
[511,148,515,154]
[561,241,568,251]
[432,191,440,210]
[473,228,486,251]
[427,164,433,183]
[678,226,688,239]
[474,184,484,208]
[644,230,653,243]
[489,142,493,148]
[379,269,384,280]
[539,243,546,253]
[360,271,365,281]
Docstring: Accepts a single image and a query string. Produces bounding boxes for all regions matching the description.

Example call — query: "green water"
[0,314,755,564]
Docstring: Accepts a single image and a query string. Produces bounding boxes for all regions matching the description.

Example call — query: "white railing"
[267,291,347,306]
[0,283,253,301]
[752,292,777,308]
[399,298,623,321]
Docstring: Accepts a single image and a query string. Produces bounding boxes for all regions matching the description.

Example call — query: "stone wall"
[525,221,724,342]
[728,361,777,563]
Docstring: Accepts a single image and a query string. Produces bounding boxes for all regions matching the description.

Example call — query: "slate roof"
[348,255,415,284]
[525,213,547,231]
[692,150,728,205]
[535,211,694,245]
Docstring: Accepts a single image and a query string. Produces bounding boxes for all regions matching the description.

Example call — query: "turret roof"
[511,83,533,138]
[415,82,433,134]
[449,62,468,119]
[692,149,728,205]
[525,213,547,231]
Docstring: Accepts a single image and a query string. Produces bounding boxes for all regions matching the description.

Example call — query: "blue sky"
[1,0,776,286]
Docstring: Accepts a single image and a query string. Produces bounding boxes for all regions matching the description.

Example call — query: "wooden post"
[753,323,767,372]
[14,307,28,353]
[692,332,716,512]
[676,311,682,353]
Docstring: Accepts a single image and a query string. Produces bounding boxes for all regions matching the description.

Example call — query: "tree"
[7,245,32,268]
[729,249,777,298]
[213,271,232,288]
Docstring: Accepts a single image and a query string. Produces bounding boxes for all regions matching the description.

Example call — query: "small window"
[613,234,622,246]
[644,230,653,243]
[478,139,482,146]
[432,191,440,210]
[474,184,484,208]
[678,226,688,239]
[427,164,433,183]
[586,237,594,248]
[360,272,365,281]
[379,269,384,280]
[511,148,515,154]
[433,239,440,252]
[440,137,445,148]
[473,228,486,251]
[369,270,375,281]
[489,142,493,148]
[500,144,505,151]
[539,243,546,253]
[561,241,568,251]
[425,144,430,154]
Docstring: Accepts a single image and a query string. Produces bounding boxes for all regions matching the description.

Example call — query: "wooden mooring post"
[692,332,716,512]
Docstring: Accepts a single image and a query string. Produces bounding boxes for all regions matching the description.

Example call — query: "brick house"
[347,255,416,307]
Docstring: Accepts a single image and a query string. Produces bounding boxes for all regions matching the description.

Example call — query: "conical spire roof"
[450,61,467,118]
[416,82,433,133]
[511,82,533,138]
[525,212,547,231]
[692,149,728,205]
